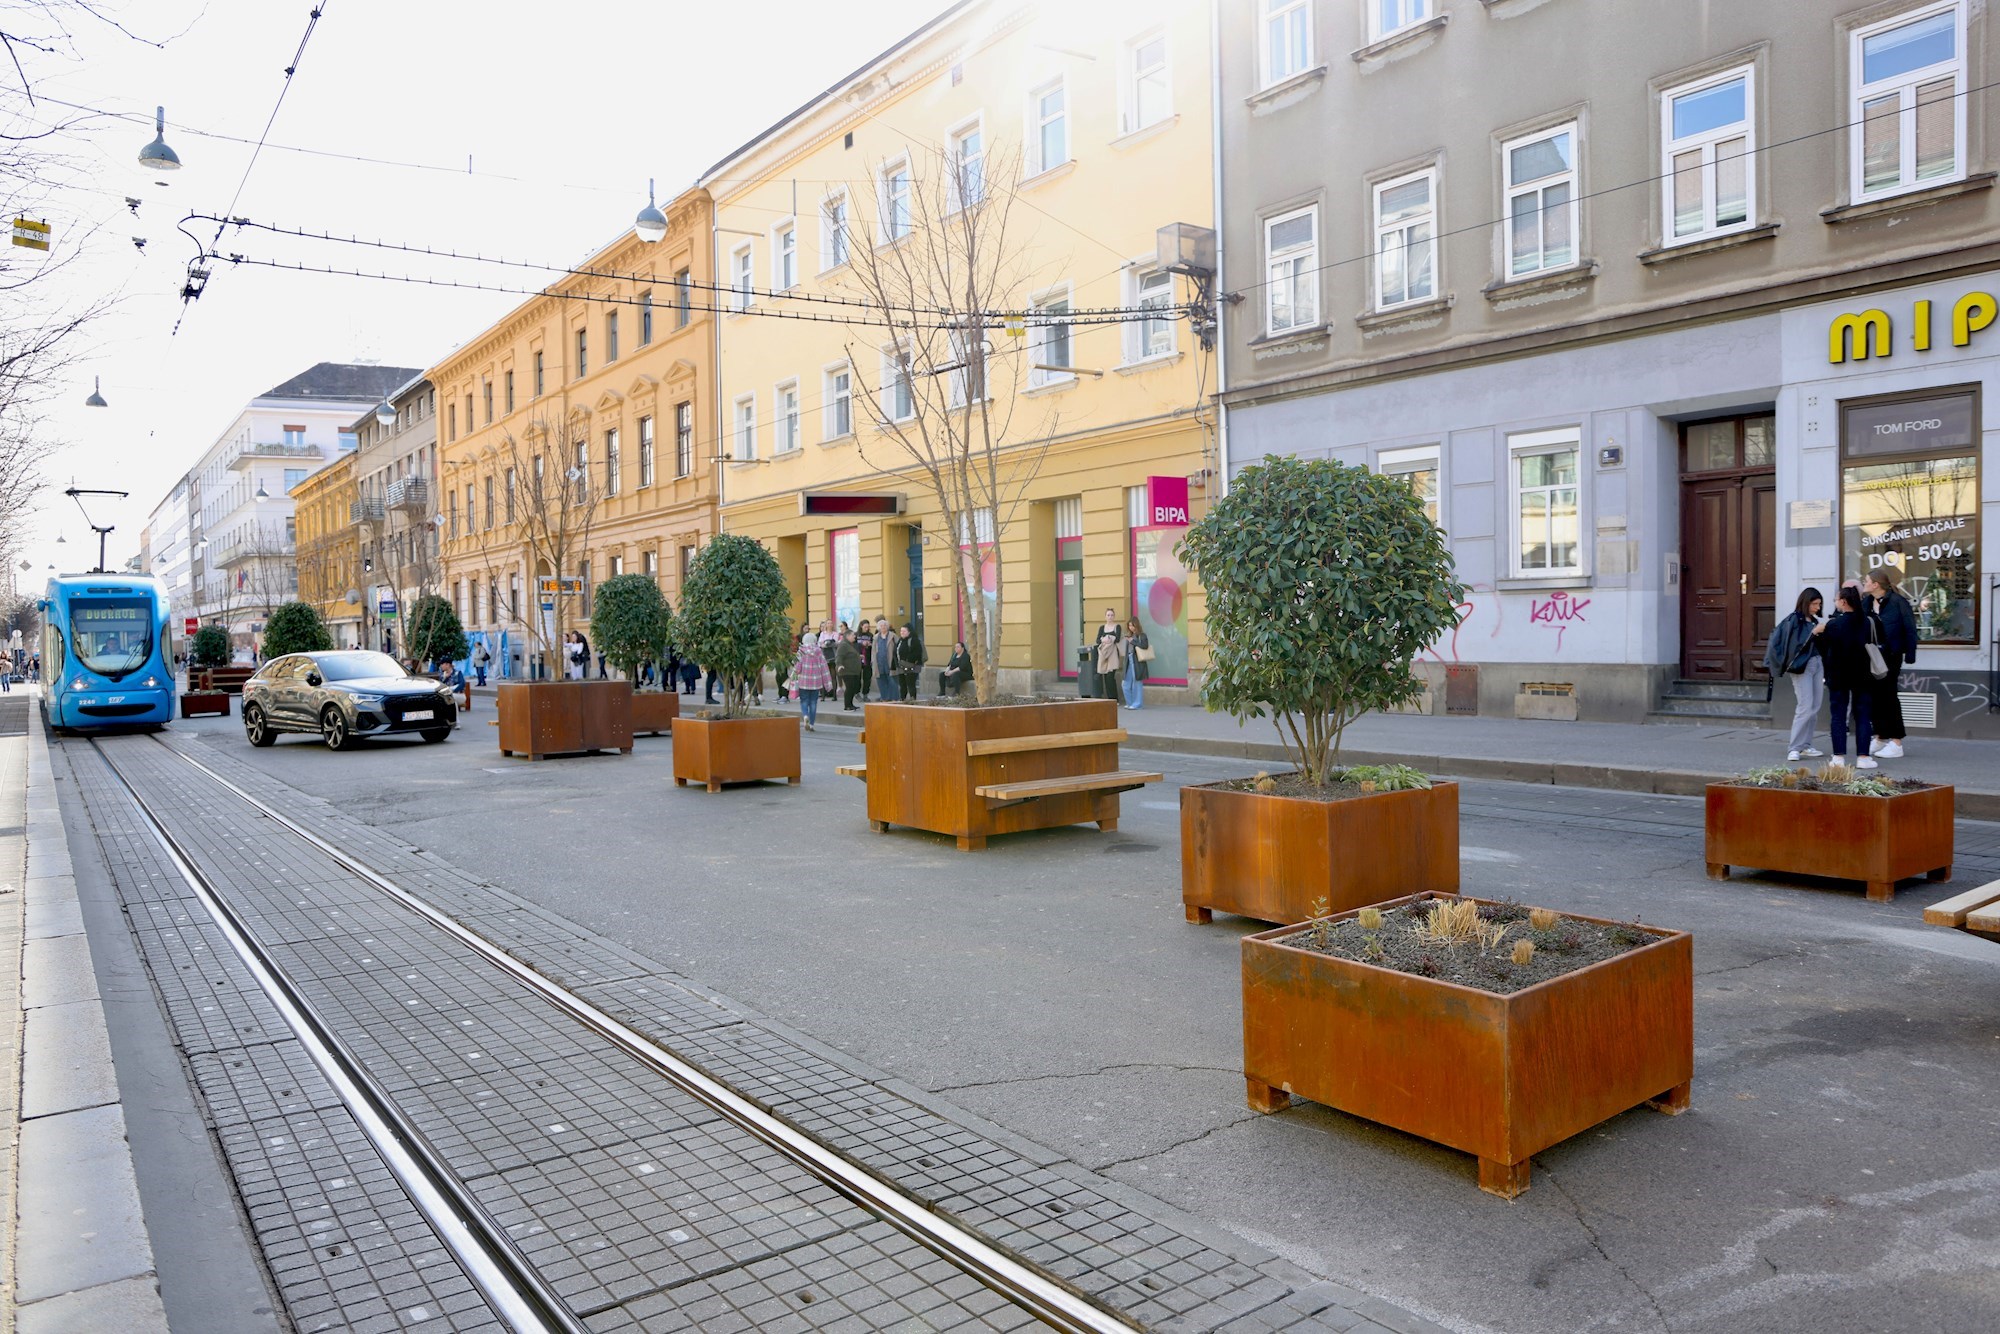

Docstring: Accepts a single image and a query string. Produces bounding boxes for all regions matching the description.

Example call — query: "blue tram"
[39,574,176,732]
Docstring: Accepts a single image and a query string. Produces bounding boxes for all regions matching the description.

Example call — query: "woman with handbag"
[1121,616,1150,709]
[1817,586,1878,768]
[1762,587,1825,762]
[1864,566,1917,759]
[1091,610,1122,699]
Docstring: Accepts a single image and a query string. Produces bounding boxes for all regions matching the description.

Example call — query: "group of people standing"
[783,618,938,730]
[1087,609,1151,709]
[1765,565,1919,767]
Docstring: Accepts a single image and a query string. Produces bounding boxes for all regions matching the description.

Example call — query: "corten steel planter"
[672,715,801,792]
[1182,778,1458,925]
[200,666,255,695]
[629,689,681,737]
[1704,782,1954,902]
[179,692,229,719]
[496,681,633,760]
[1241,893,1693,1200]
[862,699,1152,851]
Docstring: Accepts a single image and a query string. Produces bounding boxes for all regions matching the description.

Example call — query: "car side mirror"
[305,672,322,687]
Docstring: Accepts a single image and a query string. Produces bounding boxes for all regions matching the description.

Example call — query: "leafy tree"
[190,625,231,668]
[591,574,673,686]
[1178,456,1463,786]
[404,593,468,667]
[261,601,332,658]
[673,534,793,719]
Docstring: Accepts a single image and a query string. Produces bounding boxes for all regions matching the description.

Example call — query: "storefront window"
[1840,389,1979,645]
[1131,526,1190,685]
[830,528,860,629]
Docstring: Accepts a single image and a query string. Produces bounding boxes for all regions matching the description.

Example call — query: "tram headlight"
[144,675,159,688]
[70,678,85,691]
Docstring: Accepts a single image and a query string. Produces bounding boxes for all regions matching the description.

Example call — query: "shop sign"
[1828,291,1998,364]
[1147,475,1190,526]
[1839,389,1980,644]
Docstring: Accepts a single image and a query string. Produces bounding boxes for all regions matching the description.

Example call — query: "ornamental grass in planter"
[668,535,799,793]
[592,573,677,736]
[1177,457,1465,924]
[1242,893,1693,1199]
[1706,763,1953,902]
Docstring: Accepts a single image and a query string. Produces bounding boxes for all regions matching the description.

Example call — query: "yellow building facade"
[703,0,1215,695]
[288,451,362,648]
[432,189,716,679]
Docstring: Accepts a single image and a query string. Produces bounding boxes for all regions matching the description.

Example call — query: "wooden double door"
[1680,415,1777,681]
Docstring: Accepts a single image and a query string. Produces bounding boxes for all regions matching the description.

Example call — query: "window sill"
[1248,322,1330,350]
[1110,115,1179,151]
[1356,293,1454,332]
[1023,376,1079,398]
[1352,13,1449,65]
[817,261,851,279]
[1019,160,1077,191]
[1482,260,1600,303]
[1821,172,1996,225]
[773,448,803,464]
[1114,351,1183,375]
[819,432,856,447]
[1638,222,1780,265]
[1496,574,1591,592]
[1247,65,1327,112]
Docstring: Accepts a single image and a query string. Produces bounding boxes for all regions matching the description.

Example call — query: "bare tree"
[835,144,1058,704]
[492,412,604,673]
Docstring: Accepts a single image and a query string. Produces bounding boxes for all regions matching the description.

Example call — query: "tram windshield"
[69,598,155,679]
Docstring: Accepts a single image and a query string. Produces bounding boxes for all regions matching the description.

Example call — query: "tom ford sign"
[1828,290,1997,364]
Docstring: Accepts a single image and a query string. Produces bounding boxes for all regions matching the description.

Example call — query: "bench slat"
[835,763,868,780]
[974,769,1163,802]
[1923,880,2000,927]
[965,728,1128,757]
[1966,902,2000,937]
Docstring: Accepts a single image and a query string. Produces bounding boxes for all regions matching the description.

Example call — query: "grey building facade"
[1218,0,2000,737]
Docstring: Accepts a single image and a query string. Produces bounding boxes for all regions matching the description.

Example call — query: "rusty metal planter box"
[179,692,230,719]
[630,689,680,737]
[496,681,633,760]
[863,699,1126,851]
[1242,893,1693,1199]
[673,715,801,792]
[1182,779,1458,925]
[1704,782,1954,902]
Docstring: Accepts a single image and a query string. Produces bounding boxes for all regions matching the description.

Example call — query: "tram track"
[90,731,1138,1334]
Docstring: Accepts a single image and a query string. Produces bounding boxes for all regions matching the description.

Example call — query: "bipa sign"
[1147,475,1190,526]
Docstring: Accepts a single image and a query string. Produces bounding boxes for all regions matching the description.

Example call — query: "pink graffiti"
[1529,590,1591,654]
[1422,584,1500,665]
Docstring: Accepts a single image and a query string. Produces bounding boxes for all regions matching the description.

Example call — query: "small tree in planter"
[261,600,333,658]
[671,535,799,791]
[593,573,677,735]
[1177,456,1467,923]
[404,593,469,670]
[190,625,232,669]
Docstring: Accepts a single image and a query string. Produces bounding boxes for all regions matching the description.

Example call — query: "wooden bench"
[1924,879,2000,940]
[836,762,868,781]
[964,728,1127,757]
[973,769,1163,814]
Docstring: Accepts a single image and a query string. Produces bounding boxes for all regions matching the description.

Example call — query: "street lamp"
[139,106,180,171]
[374,400,396,429]
[84,376,107,407]
[254,480,270,502]
[634,179,668,243]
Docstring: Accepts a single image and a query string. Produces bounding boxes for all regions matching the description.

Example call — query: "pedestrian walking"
[894,624,922,699]
[0,651,12,692]
[1120,616,1150,709]
[472,640,491,687]
[835,631,864,710]
[1092,609,1123,701]
[788,630,831,731]
[679,655,699,695]
[1864,566,1917,759]
[940,641,972,696]
[596,651,607,680]
[1763,587,1825,762]
[1817,586,1878,768]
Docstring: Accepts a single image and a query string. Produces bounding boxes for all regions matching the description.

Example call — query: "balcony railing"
[350,497,385,523]
[212,538,296,566]
[387,478,430,511]
[228,440,324,470]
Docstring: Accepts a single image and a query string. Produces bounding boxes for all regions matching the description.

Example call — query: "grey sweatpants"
[1787,655,1824,754]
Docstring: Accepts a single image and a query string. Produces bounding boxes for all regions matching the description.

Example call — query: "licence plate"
[403,710,434,721]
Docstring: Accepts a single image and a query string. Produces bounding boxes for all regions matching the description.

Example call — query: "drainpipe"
[1208,0,1231,500]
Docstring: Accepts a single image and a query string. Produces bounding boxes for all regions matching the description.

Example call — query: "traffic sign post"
[184,617,198,636]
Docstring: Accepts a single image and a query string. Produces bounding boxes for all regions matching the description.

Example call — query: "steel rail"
[141,734,1139,1334]
[88,738,585,1334]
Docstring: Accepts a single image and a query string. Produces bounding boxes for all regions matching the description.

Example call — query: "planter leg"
[1928,865,1952,882]
[706,780,721,794]
[869,820,890,834]
[955,834,986,852]
[787,776,800,785]
[1866,880,1895,903]
[1478,1157,1532,1199]
[1647,1080,1692,1115]
[1705,863,1728,880]
[674,777,687,787]
[1097,817,1117,833]
[1244,1077,1290,1114]
[1185,905,1213,925]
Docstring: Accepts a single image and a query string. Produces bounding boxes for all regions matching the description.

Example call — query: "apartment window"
[465,484,475,531]
[504,370,515,414]
[1261,0,1312,88]
[448,489,459,538]
[283,467,308,491]
[639,292,654,345]
[822,193,851,269]
[533,453,544,500]
[572,440,589,502]
[483,378,493,423]
[950,121,986,209]
[1122,31,1170,134]
[533,350,545,396]
[776,381,801,453]
[674,401,693,477]
[731,243,754,310]
[1029,289,1073,388]
[1504,123,1578,278]
[604,428,621,497]
[1852,2,1964,201]
[1264,206,1318,334]
[338,429,357,451]
[1373,169,1436,309]
[465,393,474,433]
[882,344,915,422]
[643,550,658,579]
[505,467,516,523]
[448,403,458,441]
[484,476,495,529]
[507,574,520,623]
[1664,70,1753,242]
[680,545,696,587]
[579,560,591,617]
[1371,0,1428,41]
[574,327,587,377]
[881,159,912,241]
[282,426,306,446]
[734,394,757,461]
[674,268,692,325]
[1378,445,1441,529]
[610,554,623,578]
[1510,429,1581,576]
[606,311,620,362]
[638,415,655,487]
[1028,81,1068,175]
[824,364,853,439]
[763,224,791,292]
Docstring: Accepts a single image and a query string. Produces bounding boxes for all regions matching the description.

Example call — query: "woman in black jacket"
[1817,587,1878,768]
[940,641,972,696]
[1864,566,1917,758]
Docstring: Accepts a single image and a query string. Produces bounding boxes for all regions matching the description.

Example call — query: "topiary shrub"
[404,593,468,668]
[673,534,793,719]
[190,624,232,669]
[261,601,332,658]
[591,574,673,687]
[1178,455,1464,787]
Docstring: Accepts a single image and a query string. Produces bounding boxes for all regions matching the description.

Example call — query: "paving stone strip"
[70,730,1437,1334]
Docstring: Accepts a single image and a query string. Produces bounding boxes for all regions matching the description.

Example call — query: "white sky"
[7,0,957,582]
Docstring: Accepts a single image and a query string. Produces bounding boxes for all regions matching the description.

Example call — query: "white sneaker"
[1877,740,1904,758]
[1787,749,1803,762]
[1856,756,1879,769]
[1800,747,1824,758]
[1869,737,1883,755]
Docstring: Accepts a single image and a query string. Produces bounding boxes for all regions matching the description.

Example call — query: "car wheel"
[321,707,354,752]
[244,704,276,747]
[420,727,450,744]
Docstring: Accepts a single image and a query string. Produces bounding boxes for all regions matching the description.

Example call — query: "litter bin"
[1077,645,1097,698]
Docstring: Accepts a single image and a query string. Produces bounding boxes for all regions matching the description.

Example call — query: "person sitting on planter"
[1762,587,1825,762]
[1817,586,1878,769]
[835,631,865,710]
[941,640,972,696]
[1865,565,1917,760]
[873,620,900,701]
[438,658,471,715]
[1121,616,1149,710]
[788,629,831,731]
[894,624,922,699]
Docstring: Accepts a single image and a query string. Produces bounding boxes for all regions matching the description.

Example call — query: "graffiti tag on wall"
[1528,591,1591,654]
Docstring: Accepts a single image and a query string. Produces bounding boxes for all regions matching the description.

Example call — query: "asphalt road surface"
[169,708,2000,1334]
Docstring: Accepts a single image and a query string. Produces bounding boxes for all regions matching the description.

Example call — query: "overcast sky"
[9,0,952,582]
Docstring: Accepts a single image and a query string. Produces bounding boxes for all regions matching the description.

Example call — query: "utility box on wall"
[1516,682,1578,722]
[1445,665,1479,715]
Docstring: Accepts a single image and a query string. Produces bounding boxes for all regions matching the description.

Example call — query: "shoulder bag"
[1134,642,1156,663]
[1863,615,1891,680]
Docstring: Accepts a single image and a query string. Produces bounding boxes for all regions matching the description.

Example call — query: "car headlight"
[348,692,384,708]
